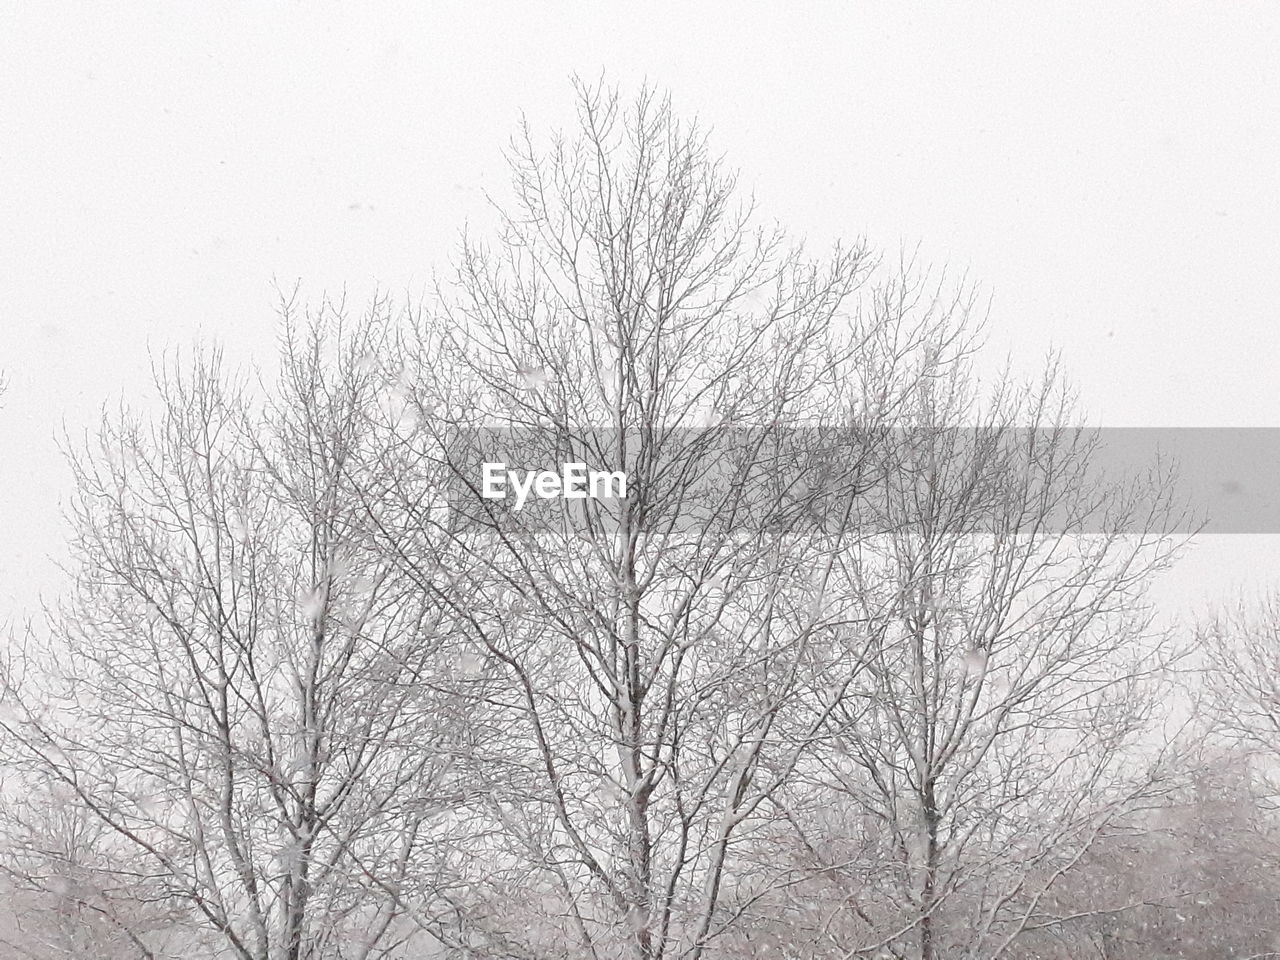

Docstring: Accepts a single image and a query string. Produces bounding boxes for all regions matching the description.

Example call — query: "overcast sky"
[2,2,1278,625]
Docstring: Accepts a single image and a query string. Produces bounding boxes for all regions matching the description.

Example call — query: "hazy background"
[2,1,1278,626]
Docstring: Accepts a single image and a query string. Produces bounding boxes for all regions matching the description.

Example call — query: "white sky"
[2,2,1279,625]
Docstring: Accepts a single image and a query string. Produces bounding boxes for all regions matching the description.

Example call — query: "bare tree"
[0,303,479,959]
[1202,591,1280,800]
[357,81,968,960]
[745,345,1189,959]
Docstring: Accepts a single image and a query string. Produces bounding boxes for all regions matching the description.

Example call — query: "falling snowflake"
[349,574,377,597]
[596,779,625,805]
[516,364,549,391]
[396,404,420,428]
[387,380,413,416]
[741,285,770,312]
[227,513,251,544]
[456,652,485,678]
[325,552,351,580]
[961,647,989,676]
[697,405,723,428]
[298,585,325,621]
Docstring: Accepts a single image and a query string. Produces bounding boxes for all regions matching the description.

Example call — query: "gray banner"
[402,427,1278,535]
